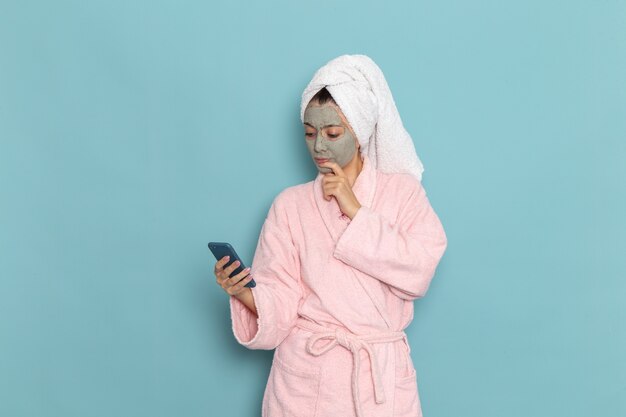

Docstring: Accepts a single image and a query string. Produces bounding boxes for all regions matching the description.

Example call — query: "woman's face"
[303,102,359,173]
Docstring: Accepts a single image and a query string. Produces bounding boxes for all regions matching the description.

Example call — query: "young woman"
[214,54,448,417]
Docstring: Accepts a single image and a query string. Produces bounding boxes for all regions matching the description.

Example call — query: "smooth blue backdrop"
[1,1,624,416]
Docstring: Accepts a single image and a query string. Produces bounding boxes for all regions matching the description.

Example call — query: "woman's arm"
[232,288,257,316]
[229,191,303,350]
[333,177,448,300]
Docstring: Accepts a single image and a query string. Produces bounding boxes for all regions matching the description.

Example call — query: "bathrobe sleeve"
[229,191,304,350]
[333,177,447,300]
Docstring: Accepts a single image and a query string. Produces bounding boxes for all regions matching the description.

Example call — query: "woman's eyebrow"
[304,122,343,128]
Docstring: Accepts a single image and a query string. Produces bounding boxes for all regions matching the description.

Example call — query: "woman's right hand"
[214,256,254,298]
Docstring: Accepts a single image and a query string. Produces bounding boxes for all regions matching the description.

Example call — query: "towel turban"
[300,54,425,182]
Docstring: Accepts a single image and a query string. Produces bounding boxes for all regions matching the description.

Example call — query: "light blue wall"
[1,1,624,416]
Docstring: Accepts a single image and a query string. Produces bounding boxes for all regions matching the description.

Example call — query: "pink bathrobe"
[229,154,447,417]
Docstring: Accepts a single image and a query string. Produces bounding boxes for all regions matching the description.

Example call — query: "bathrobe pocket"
[393,341,422,416]
[263,349,321,417]
[393,367,421,417]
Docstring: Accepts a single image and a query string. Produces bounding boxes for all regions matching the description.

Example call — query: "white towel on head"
[300,54,425,182]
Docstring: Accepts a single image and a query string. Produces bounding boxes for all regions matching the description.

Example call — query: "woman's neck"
[344,154,364,188]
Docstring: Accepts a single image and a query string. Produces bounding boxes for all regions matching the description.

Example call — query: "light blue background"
[1,1,625,416]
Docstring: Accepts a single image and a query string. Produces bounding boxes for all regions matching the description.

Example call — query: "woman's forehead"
[304,102,358,139]
[304,102,350,125]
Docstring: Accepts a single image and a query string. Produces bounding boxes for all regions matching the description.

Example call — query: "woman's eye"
[326,128,343,139]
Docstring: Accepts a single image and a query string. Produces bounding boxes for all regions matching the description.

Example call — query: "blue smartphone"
[208,242,256,288]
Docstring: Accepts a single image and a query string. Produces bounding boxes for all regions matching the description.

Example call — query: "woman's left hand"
[319,161,362,219]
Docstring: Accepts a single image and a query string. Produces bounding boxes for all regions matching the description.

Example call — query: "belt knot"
[296,318,408,417]
[335,328,360,350]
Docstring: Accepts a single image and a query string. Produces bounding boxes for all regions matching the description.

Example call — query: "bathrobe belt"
[295,317,408,417]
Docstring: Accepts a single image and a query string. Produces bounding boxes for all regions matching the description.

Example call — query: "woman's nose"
[314,134,326,152]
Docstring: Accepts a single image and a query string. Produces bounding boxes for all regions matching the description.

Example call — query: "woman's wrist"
[234,287,257,316]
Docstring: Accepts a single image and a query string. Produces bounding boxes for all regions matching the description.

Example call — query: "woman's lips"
[315,158,330,163]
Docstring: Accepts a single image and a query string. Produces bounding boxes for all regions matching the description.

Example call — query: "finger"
[226,267,251,287]
[231,274,254,293]
[320,161,344,176]
[324,170,349,183]
[322,185,334,201]
[322,171,348,185]
[322,177,346,189]
[319,178,335,201]
[224,259,242,276]
[216,270,228,284]
[216,260,239,283]
[322,181,341,196]
[319,162,337,176]
[226,273,252,295]
[214,256,231,272]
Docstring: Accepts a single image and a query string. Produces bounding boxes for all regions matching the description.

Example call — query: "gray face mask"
[303,104,359,174]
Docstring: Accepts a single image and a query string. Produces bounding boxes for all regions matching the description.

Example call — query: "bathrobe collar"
[313,153,378,242]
